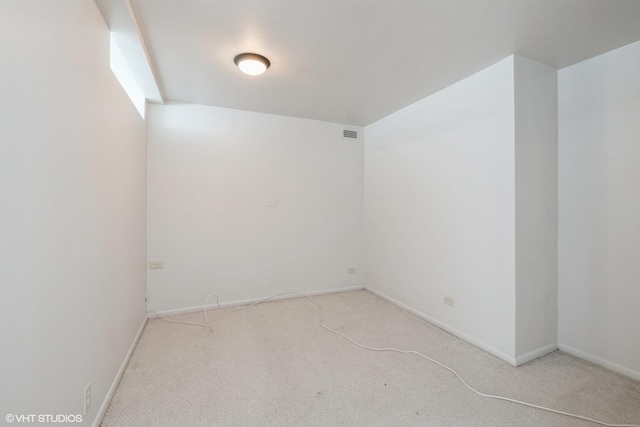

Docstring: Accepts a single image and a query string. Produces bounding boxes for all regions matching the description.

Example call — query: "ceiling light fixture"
[234,53,270,76]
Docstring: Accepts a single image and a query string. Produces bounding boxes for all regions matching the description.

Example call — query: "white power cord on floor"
[154,292,640,427]
[148,294,224,332]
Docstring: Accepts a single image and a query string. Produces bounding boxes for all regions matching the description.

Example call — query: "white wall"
[514,57,558,362]
[364,57,517,362]
[558,40,640,380]
[0,1,147,424]
[147,103,363,312]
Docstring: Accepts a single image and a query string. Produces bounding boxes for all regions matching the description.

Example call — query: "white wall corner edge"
[92,315,149,427]
[364,286,518,366]
[514,343,558,366]
[558,343,640,382]
[149,285,365,318]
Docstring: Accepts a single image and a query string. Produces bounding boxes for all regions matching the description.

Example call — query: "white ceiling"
[105,0,640,126]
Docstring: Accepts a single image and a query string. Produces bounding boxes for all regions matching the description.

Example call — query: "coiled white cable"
[154,292,640,427]
[148,294,223,331]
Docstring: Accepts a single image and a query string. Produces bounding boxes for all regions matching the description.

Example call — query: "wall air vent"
[343,130,358,139]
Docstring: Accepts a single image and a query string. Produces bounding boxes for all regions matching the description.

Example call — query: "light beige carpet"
[102,290,640,426]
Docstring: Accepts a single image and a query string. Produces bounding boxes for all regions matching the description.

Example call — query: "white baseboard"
[515,343,558,366]
[558,343,640,382]
[365,286,517,366]
[92,315,148,427]
[149,285,365,318]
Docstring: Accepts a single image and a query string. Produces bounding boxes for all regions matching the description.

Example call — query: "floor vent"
[343,130,358,139]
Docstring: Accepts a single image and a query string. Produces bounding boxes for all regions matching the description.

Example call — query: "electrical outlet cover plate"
[84,382,91,415]
[149,260,164,269]
[444,296,455,307]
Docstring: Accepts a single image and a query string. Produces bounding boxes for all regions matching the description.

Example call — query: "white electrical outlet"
[265,200,276,207]
[348,267,356,274]
[149,260,164,269]
[444,296,455,307]
[84,382,91,415]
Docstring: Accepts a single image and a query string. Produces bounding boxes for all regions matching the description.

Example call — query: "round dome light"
[234,53,270,76]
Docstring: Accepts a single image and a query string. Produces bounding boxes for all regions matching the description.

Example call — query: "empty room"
[2,0,640,426]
